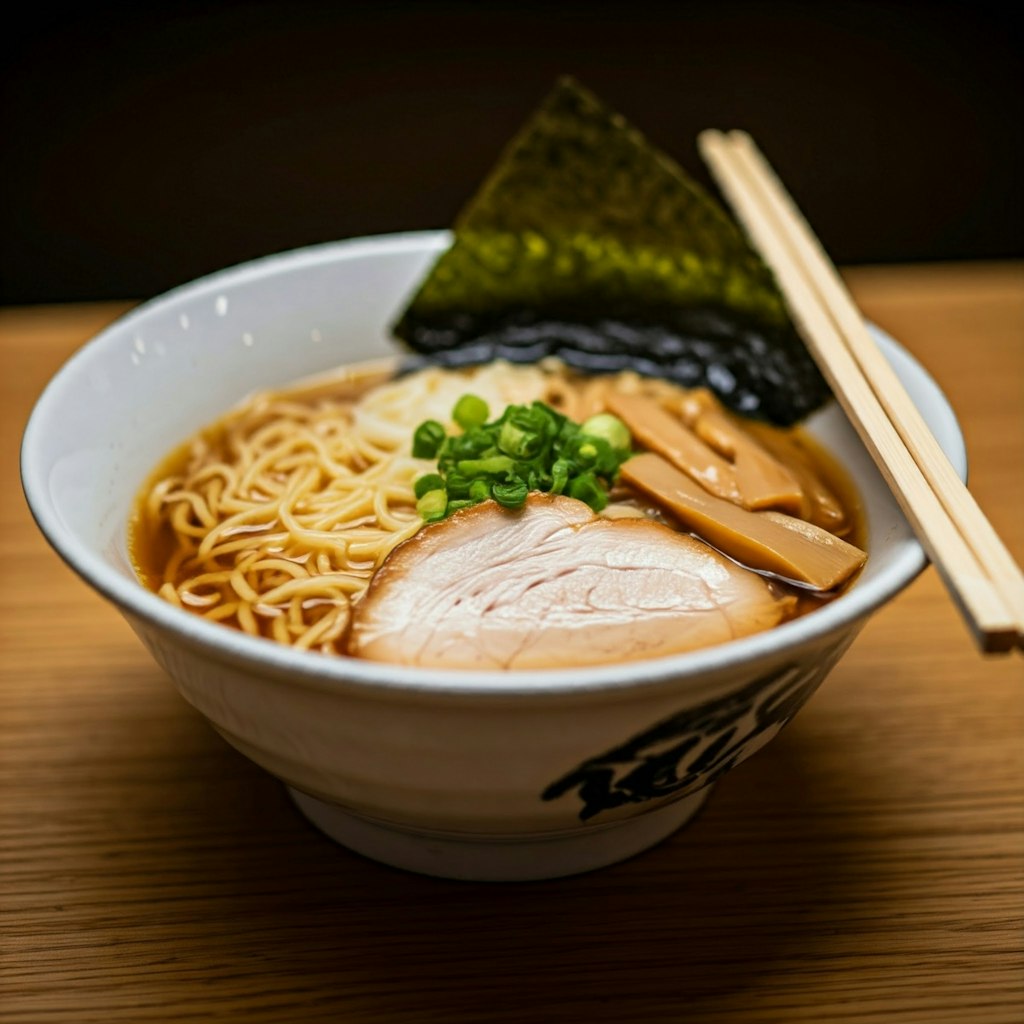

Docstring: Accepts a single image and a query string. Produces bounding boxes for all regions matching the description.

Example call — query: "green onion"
[410,393,633,521]
[568,471,607,512]
[414,473,445,499]
[497,405,553,458]
[416,489,448,522]
[469,479,491,502]
[443,471,472,499]
[498,419,543,459]
[412,420,446,459]
[452,394,490,430]
[550,458,571,494]
[447,430,492,461]
[492,479,529,508]
[456,455,516,477]
[581,413,631,452]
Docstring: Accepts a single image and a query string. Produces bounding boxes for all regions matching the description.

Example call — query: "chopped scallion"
[580,413,631,452]
[411,393,633,521]
[412,420,446,459]
[452,394,490,430]
[416,489,448,522]
[492,479,529,508]
[456,455,516,477]
[414,473,445,499]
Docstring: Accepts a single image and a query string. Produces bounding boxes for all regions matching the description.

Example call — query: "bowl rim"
[21,230,966,699]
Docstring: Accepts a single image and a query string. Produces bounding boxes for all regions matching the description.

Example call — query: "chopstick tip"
[696,128,725,149]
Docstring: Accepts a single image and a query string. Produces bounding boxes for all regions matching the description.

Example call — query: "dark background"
[2,0,1021,306]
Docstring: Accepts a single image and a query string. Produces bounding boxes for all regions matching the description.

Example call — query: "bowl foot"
[287,786,713,881]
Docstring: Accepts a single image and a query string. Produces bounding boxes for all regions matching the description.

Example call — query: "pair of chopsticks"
[698,130,1024,654]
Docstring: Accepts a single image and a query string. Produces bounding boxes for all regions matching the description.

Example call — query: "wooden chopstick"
[698,129,1024,653]
[724,131,1024,643]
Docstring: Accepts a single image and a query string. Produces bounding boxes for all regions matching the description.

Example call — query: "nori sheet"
[392,77,830,425]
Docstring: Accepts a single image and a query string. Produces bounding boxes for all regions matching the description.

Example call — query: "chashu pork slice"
[349,494,792,670]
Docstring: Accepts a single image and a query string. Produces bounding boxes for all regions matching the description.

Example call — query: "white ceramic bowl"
[21,232,966,881]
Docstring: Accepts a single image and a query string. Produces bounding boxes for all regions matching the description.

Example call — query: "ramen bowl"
[21,231,966,881]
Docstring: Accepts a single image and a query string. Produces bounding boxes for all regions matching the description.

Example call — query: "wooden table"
[3,264,1022,1023]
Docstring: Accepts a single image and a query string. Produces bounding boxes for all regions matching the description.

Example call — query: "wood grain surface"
[2,264,1022,1023]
